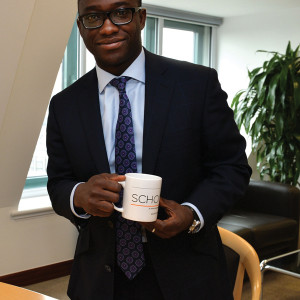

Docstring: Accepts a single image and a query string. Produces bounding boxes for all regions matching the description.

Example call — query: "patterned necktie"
[110,76,145,280]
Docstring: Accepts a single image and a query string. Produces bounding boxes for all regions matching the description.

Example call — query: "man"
[46,0,251,299]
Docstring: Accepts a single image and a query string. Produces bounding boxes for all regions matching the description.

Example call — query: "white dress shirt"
[70,49,204,231]
[96,50,145,173]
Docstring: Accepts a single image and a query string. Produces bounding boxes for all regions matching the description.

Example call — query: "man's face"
[77,0,146,75]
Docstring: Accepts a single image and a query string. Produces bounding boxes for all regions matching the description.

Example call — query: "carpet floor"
[24,271,300,299]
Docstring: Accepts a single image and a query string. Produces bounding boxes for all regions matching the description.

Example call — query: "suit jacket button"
[108,221,114,229]
[104,265,112,272]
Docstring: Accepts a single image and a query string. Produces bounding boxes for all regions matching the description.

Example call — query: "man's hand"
[74,173,125,217]
[140,198,194,239]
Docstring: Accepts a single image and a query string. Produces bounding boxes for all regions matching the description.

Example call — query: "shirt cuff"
[70,182,91,219]
[182,202,205,230]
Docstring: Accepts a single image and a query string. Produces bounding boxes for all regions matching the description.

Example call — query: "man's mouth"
[98,39,125,50]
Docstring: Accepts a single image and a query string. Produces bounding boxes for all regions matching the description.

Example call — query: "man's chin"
[96,56,130,75]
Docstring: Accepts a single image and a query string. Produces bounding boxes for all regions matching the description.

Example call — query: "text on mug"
[131,194,159,203]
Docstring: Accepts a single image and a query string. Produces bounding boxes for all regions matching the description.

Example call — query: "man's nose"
[100,18,119,35]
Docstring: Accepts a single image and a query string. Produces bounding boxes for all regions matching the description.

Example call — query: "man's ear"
[77,18,83,36]
[139,9,147,30]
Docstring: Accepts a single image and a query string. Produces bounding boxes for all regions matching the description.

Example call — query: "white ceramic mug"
[113,173,162,222]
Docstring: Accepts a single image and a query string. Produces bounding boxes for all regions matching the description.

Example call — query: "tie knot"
[110,76,131,93]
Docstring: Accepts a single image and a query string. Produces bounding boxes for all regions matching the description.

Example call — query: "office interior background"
[0,0,299,293]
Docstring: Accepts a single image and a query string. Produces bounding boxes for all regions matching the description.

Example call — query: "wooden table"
[0,282,57,300]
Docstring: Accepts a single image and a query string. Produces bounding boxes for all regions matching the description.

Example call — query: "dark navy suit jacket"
[47,49,251,300]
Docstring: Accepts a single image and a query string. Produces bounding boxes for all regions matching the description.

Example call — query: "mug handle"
[113,181,126,212]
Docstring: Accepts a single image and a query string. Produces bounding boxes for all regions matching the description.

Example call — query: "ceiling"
[143,0,300,18]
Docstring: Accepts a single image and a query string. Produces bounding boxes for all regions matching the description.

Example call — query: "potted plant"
[231,42,300,186]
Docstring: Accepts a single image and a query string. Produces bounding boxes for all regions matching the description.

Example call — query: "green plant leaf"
[251,108,265,137]
[294,77,300,109]
[275,113,284,137]
[257,74,267,100]
[296,152,300,184]
[231,90,245,109]
[279,64,288,95]
[279,94,285,108]
[294,121,300,141]
[257,49,280,56]
[248,67,261,78]
[288,142,295,152]
[266,73,280,112]
[286,41,292,57]
[276,141,284,157]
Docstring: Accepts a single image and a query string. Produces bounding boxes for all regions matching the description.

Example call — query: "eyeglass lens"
[83,8,134,28]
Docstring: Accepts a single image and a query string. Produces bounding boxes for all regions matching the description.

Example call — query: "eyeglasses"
[78,7,142,29]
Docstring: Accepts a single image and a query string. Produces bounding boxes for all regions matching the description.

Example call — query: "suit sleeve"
[46,96,88,229]
[186,68,251,230]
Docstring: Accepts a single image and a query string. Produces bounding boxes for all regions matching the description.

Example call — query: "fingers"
[140,199,194,239]
[158,198,176,217]
[140,221,155,231]
[110,174,126,182]
[140,218,177,239]
[91,187,120,203]
[74,173,124,217]
[158,197,168,208]
[153,218,178,239]
[140,199,174,238]
[85,200,114,217]
[92,174,123,195]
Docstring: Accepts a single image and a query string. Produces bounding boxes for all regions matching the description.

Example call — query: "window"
[21,22,79,201]
[162,20,211,65]
[21,6,220,206]
[142,16,211,66]
[142,16,157,54]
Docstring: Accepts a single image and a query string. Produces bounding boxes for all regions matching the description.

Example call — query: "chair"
[0,282,57,300]
[218,226,262,300]
[218,180,300,260]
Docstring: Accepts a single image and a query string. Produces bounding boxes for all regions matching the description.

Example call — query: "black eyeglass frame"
[78,7,142,29]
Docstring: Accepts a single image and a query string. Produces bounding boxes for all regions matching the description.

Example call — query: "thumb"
[110,174,126,182]
[159,198,175,217]
[159,197,168,208]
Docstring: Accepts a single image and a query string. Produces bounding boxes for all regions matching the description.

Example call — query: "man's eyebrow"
[82,2,133,13]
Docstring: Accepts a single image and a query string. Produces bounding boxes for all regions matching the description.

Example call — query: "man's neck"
[96,48,143,76]
[96,49,145,93]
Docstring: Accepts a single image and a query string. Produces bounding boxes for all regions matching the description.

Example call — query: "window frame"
[23,21,79,193]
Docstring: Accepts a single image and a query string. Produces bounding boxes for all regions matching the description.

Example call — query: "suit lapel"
[75,53,175,176]
[76,69,110,173]
[142,51,176,174]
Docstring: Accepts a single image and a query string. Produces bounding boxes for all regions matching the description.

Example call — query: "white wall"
[217,7,300,104]
[0,208,77,276]
[0,0,78,276]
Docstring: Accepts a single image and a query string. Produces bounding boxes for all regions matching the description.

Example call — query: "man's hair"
[77,0,142,9]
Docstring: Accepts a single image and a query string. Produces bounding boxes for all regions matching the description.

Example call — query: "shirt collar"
[96,48,145,93]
